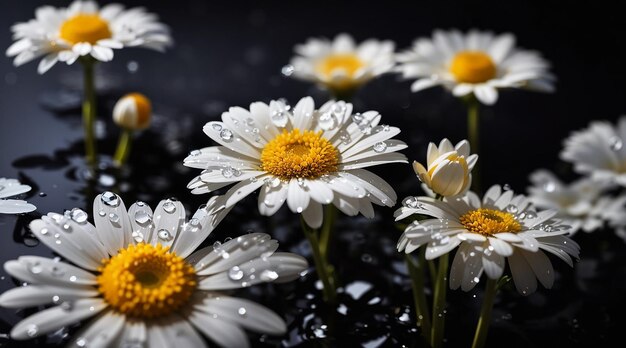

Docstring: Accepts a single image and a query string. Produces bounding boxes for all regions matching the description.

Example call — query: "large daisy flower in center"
[396,185,579,295]
[184,97,407,228]
[0,192,307,347]
[6,0,171,74]
[395,29,554,105]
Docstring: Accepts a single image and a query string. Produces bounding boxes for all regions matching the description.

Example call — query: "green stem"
[427,259,437,288]
[300,217,337,303]
[82,58,97,166]
[431,253,449,348]
[319,204,337,259]
[113,129,133,167]
[471,278,498,348]
[405,253,432,340]
[466,97,480,193]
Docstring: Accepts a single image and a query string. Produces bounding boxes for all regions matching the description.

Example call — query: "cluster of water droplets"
[351,112,378,135]
[402,196,425,210]
[318,102,347,131]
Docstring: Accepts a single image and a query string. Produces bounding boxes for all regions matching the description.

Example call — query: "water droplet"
[134,210,151,224]
[76,337,88,347]
[70,208,88,224]
[60,301,73,311]
[189,150,201,156]
[26,324,38,337]
[543,181,556,193]
[506,205,518,214]
[502,184,511,191]
[109,213,120,223]
[260,269,279,282]
[39,192,47,197]
[271,110,288,127]
[238,307,247,316]
[212,123,223,131]
[228,266,244,281]
[219,129,233,141]
[127,60,139,73]
[158,229,173,241]
[51,266,65,277]
[526,211,537,219]
[339,130,351,144]
[98,210,106,217]
[373,141,387,153]
[101,192,120,207]
[281,64,295,76]
[318,111,337,130]
[69,276,77,282]
[297,178,307,187]
[40,228,48,235]
[402,196,421,209]
[132,231,144,243]
[162,200,176,213]
[28,262,43,274]
[610,136,623,151]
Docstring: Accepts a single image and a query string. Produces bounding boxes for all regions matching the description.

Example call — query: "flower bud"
[113,93,152,130]
[413,138,478,197]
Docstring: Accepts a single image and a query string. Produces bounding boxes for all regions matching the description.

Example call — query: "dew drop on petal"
[134,210,151,224]
[373,141,387,153]
[189,150,201,157]
[237,307,247,316]
[101,191,120,207]
[219,129,233,141]
[26,324,38,337]
[158,229,173,241]
[260,269,279,282]
[228,266,244,281]
[108,213,120,223]
[281,64,294,76]
[70,208,88,224]
[610,136,623,151]
[162,200,176,213]
[506,204,518,214]
[543,181,556,192]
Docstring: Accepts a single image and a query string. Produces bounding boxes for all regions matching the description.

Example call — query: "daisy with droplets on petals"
[397,185,579,295]
[560,116,626,186]
[0,177,36,214]
[412,138,478,198]
[184,97,407,229]
[395,29,554,105]
[286,33,395,97]
[6,0,172,74]
[526,169,623,234]
[0,192,307,347]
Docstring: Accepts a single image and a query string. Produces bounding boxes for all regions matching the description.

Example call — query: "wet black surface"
[2,0,626,347]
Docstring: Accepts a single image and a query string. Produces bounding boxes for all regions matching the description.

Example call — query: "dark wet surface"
[2,0,626,347]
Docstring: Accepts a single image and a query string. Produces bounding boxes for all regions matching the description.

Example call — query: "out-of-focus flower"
[113,92,152,130]
[287,33,394,95]
[412,138,477,197]
[561,116,626,186]
[396,185,579,295]
[0,178,36,214]
[184,97,407,228]
[0,192,307,347]
[6,0,172,74]
[395,29,554,105]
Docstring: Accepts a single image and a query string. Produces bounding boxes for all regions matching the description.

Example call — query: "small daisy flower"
[184,97,407,228]
[560,116,626,186]
[396,185,579,295]
[286,33,395,95]
[113,92,152,130]
[412,138,478,197]
[0,192,307,347]
[0,177,36,214]
[395,29,554,105]
[6,0,172,74]
[527,169,621,234]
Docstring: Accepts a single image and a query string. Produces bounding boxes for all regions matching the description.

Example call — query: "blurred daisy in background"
[0,177,36,214]
[395,29,554,105]
[526,169,624,234]
[6,0,172,74]
[285,34,395,98]
[561,116,626,186]
[0,192,307,347]
[184,97,407,229]
[397,185,579,295]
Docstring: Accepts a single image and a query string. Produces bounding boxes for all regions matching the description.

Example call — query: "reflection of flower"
[0,192,307,347]
[412,138,477,197]
[184,97,407,228]
[113,93,152,130]
[561,116,626,186]
[527,169,623,234]
[0,177,36,214]
[287,33,394,94]
[396,185,579,295]
[396,29,554,105]
[6,0,171,74]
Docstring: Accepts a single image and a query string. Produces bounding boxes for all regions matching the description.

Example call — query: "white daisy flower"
[396,185,579,295]
[0,192,307,347]
[412,138,478,197]
[287,33,395,95]
[395,29,554,105]
[560,116,626,186]
[526,169,620,234]
[0,177,36,214]
[6,0,172,74]
[184,97,407,228]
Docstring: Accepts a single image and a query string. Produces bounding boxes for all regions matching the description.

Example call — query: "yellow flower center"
[459,208,521,236]
[261,129,339,180]
[59,14,112,45]
[97,243,196,319]
[128,93,152,128]
[315,54,365,90]
[449,51,497,83]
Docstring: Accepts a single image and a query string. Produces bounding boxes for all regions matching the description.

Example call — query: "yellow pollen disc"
[315,54,365,91]
[59,14,112,45]
[449,51,497,84]
[459,208,522,236]
[128,93,152,128]
[97,243,196,319]
[261,129,339,180]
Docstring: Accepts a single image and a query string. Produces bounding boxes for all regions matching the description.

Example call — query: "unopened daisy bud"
[412,138,478,197]
[113,93,152,130]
